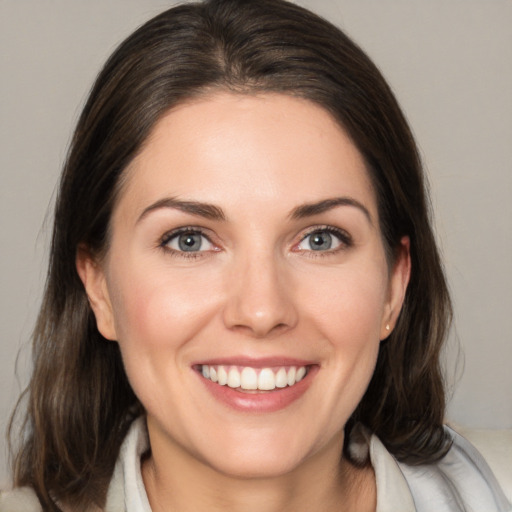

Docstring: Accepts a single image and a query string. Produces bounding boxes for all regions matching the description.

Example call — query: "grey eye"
[178,233,203,251]
[297,228,346,252]
[308,231,333,251]
[165,231,214,252]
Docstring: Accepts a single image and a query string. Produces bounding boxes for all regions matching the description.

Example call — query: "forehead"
[116,92,377,222]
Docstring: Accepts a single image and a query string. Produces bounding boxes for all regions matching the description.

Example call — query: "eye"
[296,227,351,253]
[161,228,215,254]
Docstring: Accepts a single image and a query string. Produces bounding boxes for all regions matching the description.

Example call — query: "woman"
[3,0,510,511]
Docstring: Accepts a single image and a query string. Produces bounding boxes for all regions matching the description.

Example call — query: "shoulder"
[0,419,146,512]
[396,426,512,512]
[0,486,105,512]
[0,487,42,512]
[450,426,512,504]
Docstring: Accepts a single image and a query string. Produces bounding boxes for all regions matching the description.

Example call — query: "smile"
[194,360,318,412]
[199,364,308,391]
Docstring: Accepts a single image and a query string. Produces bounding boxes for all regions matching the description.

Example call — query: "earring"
[385,324,390,331]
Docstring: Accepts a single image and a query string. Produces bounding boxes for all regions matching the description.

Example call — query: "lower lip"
[196,366,318,413]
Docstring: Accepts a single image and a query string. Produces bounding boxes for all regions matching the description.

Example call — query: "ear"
[380,236,411,340]
[76,245,117,341]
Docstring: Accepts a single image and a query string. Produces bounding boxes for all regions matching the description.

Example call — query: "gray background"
[1,0,511,486]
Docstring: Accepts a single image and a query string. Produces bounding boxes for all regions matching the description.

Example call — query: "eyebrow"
[137,197,226,223]
[137,196,372,225]
[289,197,373,224]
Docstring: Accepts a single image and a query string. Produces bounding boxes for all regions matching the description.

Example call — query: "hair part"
[10,0,452,509]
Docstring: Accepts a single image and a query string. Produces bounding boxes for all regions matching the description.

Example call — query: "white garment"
[2,417,511,511]
[104,417,512,512]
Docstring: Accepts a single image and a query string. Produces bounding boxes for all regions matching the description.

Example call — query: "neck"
[141,430,375,512]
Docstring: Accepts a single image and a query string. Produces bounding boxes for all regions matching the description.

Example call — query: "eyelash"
[158,225,353,260]
[159,227,216,260]
[295,226,353,257]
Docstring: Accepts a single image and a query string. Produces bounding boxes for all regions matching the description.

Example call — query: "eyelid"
[159,226,220,257]
[293,225,353,253]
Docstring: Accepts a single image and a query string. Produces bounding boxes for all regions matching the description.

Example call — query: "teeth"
[275,368,288,388]
[258,368,276,390]
[296,366,307,382]
[240,367,258,390]
[200,364,308,391]
[217,366,228,386]
[287,367,296,386]
[227,367,241,388]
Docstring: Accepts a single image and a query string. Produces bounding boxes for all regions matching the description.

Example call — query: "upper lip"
[192,356,316,368]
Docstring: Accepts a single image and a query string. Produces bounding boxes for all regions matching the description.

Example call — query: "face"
[79,93,409,479]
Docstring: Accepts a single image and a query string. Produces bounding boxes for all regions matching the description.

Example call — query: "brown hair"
[10,0,452,509]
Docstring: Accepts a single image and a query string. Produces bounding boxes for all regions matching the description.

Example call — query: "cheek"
[109,262,216,344]
[105,262,226,419]
[320,267,387,404]
[300,261,387,402]
[302,263,388,346]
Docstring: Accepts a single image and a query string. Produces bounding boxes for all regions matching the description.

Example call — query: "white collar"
[105,417,415,512]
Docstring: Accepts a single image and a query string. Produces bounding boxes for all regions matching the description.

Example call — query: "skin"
[77,93,410,512]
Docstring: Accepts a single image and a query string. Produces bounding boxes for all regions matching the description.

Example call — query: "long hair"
[10,0,452,509]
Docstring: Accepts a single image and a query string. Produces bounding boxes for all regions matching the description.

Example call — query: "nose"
[222,253,298,338]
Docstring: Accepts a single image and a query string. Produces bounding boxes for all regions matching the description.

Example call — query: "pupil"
[311,232,332,250]
[179,233,201,251]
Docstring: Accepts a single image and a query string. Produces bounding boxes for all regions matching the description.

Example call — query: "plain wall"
[1,0,511,485]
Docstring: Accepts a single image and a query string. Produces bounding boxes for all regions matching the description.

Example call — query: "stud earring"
[385,324,390,331]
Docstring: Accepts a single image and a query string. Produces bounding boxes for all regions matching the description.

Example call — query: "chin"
[192,427,318,480]
[207,450,304,480]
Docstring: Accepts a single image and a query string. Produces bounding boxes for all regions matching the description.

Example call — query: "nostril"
[221,270,299,336]
[273,323,290,333]
[229,320,293,339]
